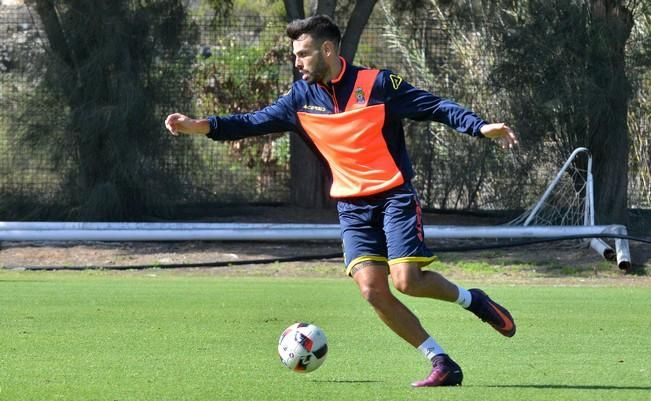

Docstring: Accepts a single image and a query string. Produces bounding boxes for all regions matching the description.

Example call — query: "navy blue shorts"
[337,182,435,276]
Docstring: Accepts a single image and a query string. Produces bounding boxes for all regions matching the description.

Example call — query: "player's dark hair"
[286,15,341,49]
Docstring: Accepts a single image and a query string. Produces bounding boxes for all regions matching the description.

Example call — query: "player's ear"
[321,40,336,57]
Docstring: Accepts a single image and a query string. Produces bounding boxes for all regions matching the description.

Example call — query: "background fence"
[0,4,649,230]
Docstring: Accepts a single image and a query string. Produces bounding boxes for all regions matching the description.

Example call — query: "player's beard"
[303,51,329,84]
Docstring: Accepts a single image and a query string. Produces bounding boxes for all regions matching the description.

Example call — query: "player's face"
[292,34,328,84]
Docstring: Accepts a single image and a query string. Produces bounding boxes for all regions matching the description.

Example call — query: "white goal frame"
[0,148,631,269]
[515,147,595,227]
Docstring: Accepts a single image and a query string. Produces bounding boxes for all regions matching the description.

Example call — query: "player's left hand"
[480,123,518,149]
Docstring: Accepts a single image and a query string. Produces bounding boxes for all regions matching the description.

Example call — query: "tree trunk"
[284,0,327,207]
[289,135,330,207]
[27,1,75,69]
[340,0,377,63]
[315,0,336,16]
[283,0,305,20]
[284,0,378,208]
[587,0,633,224]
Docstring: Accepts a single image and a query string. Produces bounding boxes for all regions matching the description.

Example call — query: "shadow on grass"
[475,384,651,391]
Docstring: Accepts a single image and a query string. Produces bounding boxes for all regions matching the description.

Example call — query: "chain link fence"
[0,4,649,228]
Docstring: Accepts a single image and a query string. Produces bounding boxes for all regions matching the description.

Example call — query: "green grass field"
[1,270,650,401]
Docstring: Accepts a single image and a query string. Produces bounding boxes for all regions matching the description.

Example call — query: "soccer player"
[165,15,517,387]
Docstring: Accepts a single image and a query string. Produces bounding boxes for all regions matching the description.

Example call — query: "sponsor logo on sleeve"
[389,74,403,90]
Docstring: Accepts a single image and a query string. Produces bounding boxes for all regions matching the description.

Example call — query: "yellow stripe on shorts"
[345,256,388,276]
[388,255,437,266]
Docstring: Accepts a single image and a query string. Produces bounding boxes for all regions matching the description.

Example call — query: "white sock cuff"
[417,337,445,361]
[456,286,472,308]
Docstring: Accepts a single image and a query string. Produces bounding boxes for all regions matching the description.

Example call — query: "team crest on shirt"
[354,87,365,104]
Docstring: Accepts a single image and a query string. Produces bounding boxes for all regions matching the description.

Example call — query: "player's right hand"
[164,113,189,136]
[165,113,211,136]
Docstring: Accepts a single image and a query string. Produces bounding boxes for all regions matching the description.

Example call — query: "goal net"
[508,147,594,228]
[503,147,628,266]
[420,147,630,268]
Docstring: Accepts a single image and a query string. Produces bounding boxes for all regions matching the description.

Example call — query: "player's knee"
[392,271,422,296]
[358,283,391,307]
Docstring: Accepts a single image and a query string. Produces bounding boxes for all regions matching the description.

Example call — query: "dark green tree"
[487,0,635,224]
[201,0,234,17]
[21,0,197,219]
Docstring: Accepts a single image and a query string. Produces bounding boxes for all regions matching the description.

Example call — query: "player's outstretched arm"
[480,123,518,149]
[164,113,210,136]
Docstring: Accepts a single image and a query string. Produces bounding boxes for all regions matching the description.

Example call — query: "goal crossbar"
[0,222,631,269]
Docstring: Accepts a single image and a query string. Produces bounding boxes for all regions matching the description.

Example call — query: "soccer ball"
[277,322,328,373]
